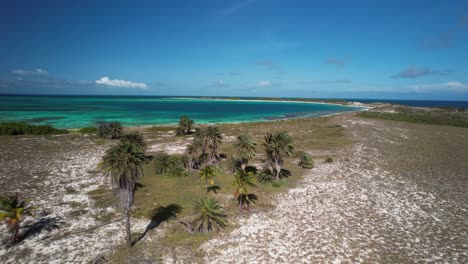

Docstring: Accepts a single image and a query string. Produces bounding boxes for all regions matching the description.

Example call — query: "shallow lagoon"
[0,95,364,128]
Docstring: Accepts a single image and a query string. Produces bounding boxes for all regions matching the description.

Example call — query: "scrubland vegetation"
[0,122,68,135]
[358,106,468,127]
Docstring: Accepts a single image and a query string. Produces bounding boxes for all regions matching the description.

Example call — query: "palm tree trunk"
[12,222,20,243]
[274,159,281,181]
[124,208,132,248]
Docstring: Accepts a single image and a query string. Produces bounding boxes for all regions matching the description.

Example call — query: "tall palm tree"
[192,197,227,233]
[206,126,223,162]
[263,132,295,181]
[99,143,146,248]
[0,194,32,243]
[231,170,256,208]
[199,166,217,192]
[186,143,200,169]
[233,134,257,169]
[193,128,209,160]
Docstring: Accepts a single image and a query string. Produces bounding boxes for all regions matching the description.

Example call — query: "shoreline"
[172,96,362,107]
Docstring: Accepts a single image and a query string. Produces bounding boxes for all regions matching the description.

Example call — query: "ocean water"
[0,95,364,128]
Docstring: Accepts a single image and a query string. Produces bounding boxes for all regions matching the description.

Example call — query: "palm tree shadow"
[135,182,145,190]
[279,168,291,179]
[16,217,63,244]
[245,166,258,174]
[133,204,182,245]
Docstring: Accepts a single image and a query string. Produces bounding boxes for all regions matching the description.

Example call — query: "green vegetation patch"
[78,126,98,134]
[357,108,468,127]
[0,122,69,135]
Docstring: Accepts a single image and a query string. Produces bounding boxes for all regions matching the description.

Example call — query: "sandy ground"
[200,115,468,263]
[0,136,152,263]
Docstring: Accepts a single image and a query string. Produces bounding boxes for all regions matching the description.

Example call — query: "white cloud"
[213,80,225,87]
[96,76,148,89]
[257,80,271,87]
[409,81,468,92]
[12,68,48,75]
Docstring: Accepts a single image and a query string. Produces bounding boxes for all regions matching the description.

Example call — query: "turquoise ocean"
[0,95,364,128]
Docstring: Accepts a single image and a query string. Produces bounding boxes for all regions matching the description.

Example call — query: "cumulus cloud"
[391,66,449,79]
[12,68,48,76]
[257,80,272,87]
[96,76,147,89]
[409,81,468,92]
[213,80,226,87]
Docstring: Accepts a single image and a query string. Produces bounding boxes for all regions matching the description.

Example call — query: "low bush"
[79,127,98,134]
[0,122,68,135]
[298,153,314,169]
[357,110,468,128]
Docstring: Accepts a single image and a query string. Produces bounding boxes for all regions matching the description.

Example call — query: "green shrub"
[272,181,286,188]
[0,122,68,135]
[79,127,98,134]
[298,153,314,169]
[293,150,307,159]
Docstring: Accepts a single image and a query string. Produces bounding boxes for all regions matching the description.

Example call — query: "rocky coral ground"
[0,135,151,263]
[201,115,468,263]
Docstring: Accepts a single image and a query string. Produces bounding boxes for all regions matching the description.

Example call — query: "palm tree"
[263,132,295,181]
[233,134,257,169]
[199,166,217,192]
[98,121,123,140]
[191,197,227,233]
[120,132,145,149]
[0,194,32,243]
[206,126,223,162]
[194,128,209,160]
[99,143,146,248]
[227,156,243,174]
[185,143,199,169]
[231,170,256,209]
[177,116,195,136]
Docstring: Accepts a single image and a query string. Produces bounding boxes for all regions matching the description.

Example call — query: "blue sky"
[1,0,468,100]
